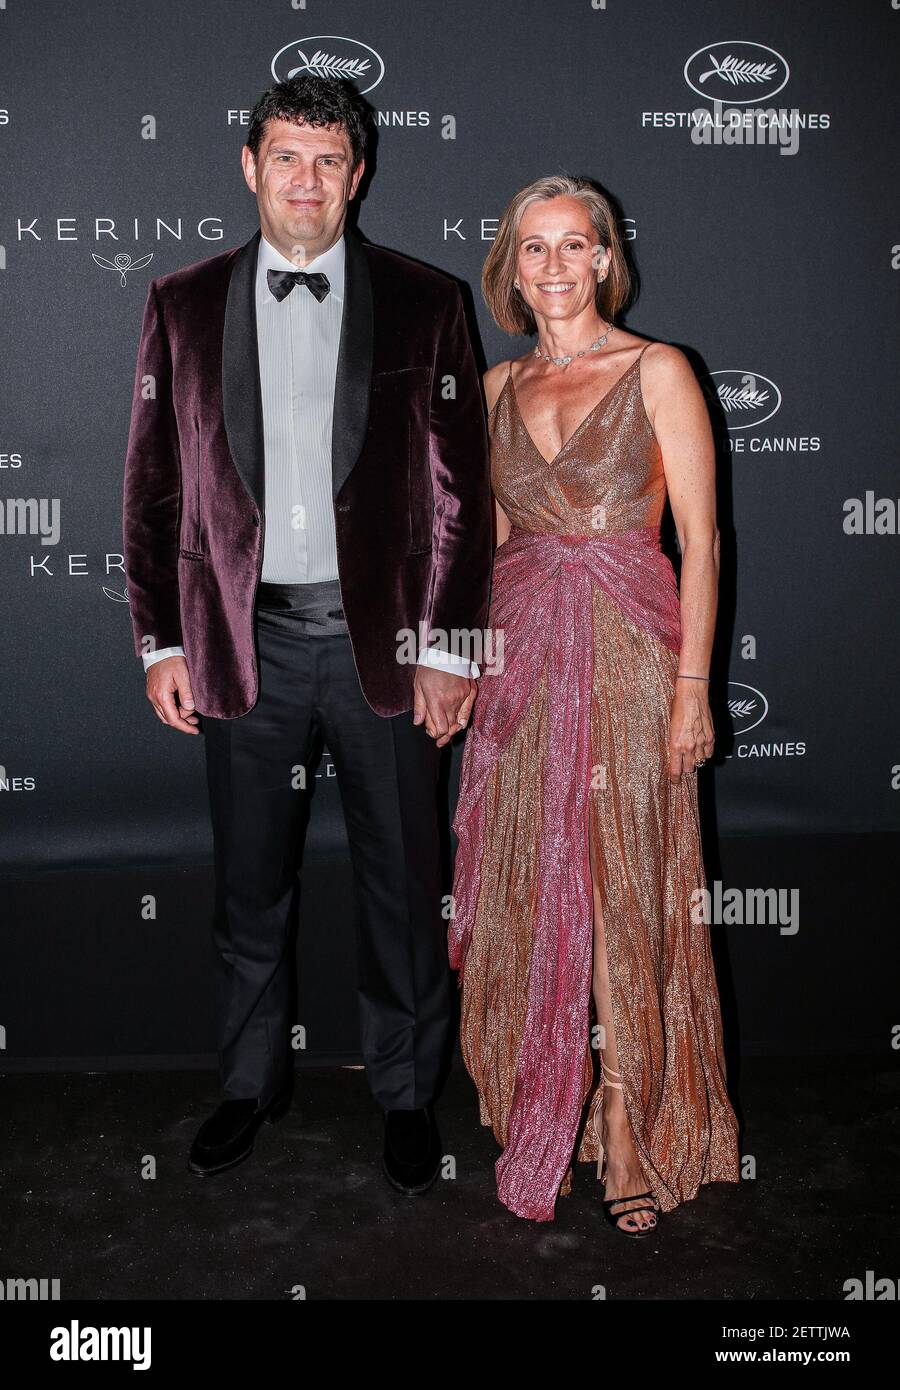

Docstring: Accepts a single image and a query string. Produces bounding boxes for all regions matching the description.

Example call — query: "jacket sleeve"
[122,280,184,660]
[422,284,493,663]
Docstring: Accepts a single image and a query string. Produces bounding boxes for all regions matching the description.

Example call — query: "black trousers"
[201,580,451,1111]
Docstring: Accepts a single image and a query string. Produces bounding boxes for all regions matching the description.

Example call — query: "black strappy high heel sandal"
[593,1059,660,1239]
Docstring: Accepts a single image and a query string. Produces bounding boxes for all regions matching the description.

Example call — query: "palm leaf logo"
[286,48,371,81]
[717,384,771,412]
[698,53,778,86]
[103,585,130,603]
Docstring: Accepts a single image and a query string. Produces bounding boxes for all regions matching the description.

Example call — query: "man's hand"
[413,666,476,748]
[146,655,200,735]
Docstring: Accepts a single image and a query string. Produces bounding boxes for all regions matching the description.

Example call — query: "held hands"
[146,655,200,735]
[667,678,714,781]
[146,656,476,744]
[413,665,476,749]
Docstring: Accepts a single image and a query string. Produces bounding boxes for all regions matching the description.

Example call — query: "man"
[122,75,492,1193]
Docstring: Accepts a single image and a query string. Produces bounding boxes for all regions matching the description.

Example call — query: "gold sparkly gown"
[448,344,741,1222]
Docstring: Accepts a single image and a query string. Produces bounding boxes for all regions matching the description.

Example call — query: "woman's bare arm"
[643,344,719,779]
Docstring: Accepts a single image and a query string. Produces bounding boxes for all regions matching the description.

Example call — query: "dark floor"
[2,1055,897,1301]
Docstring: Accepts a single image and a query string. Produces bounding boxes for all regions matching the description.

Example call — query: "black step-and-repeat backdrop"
[1,2,897,1062]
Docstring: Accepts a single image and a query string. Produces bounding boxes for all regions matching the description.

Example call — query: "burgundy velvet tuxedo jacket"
[122,226,493,718]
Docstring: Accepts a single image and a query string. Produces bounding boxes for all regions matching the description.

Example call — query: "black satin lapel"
[222,228,265,513]
[332,230,374,501]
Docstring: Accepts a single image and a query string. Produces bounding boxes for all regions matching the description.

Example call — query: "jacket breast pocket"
[370,367,433,555]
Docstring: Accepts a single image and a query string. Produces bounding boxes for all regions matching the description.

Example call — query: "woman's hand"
[667,679,714,781]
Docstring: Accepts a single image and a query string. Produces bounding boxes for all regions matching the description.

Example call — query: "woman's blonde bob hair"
[482,175,631,337]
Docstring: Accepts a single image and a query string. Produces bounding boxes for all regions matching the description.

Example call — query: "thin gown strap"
[633,341,654,399]
[488,360,514,420]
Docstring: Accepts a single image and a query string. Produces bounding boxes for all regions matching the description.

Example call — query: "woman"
[449,175,740,1235]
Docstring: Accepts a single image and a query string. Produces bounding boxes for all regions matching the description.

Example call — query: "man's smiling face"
[241,117,365,264]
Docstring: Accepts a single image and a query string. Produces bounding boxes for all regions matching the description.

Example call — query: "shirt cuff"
[416,647,479,679]
[142,645,186,671]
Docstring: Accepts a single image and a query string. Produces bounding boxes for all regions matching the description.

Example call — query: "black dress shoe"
[188,1085,292,1177]
[383,1107,441,1195]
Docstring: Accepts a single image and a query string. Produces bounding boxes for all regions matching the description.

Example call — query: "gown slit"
[587,802,611,1156]
[583,741,640,1189]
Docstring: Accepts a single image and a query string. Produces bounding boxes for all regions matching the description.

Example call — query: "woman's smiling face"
[516,196,610,323]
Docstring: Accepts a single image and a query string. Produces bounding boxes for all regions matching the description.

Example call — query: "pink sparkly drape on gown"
[449,346,740,1222]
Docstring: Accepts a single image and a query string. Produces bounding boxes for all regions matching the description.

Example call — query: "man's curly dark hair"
[246,74,372,169]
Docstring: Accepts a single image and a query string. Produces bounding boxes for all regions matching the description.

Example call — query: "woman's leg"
[589,828,658,1232]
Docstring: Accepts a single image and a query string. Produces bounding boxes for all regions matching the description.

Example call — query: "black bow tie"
[267,268,331,303]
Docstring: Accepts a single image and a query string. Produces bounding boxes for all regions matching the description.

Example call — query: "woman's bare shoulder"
[637,339,693,377]
[636,340,696,396]
[637,341,707,428]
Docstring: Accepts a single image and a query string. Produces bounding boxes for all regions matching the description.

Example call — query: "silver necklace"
[534,322,615,368]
